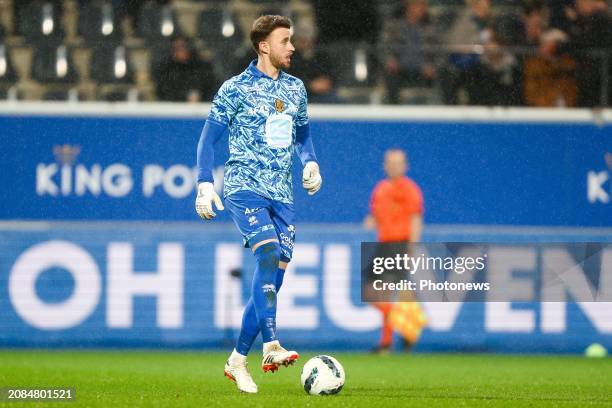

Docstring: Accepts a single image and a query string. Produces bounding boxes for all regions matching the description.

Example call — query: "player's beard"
[270,51,291,70]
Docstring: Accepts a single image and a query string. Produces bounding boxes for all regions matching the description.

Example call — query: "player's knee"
[280,255,291,266]
[254,241,281,271]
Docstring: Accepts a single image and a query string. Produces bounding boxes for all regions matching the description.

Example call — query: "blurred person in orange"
[364,149,426,354]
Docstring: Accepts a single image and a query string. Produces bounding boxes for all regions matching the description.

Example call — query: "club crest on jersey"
[275,98,285,113]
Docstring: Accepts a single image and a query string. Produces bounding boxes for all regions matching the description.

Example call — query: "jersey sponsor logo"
[264,114,293,149]
[279,232,294,250]
[244,207,259,215]
[246,104,271,118]
[248,216,258,226]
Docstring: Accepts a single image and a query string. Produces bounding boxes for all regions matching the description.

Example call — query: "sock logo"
[262,284,276,295]
[262,284,277,307]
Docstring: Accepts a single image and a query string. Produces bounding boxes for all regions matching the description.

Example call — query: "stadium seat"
[90,44,134,84]
[149,40,173,76]
[137,1,181,44]
[43,88,81,101]
[31,41,79,84]
[0,43,18,100]
[78,0,124,46]
[211,38,251,80]
[197,8,246,79]
[0,44,18,85]
[250,0,290,4]
[329,43,378,87]
[19,0,64,43]
[197,8,243,47]
[100,88,140,102]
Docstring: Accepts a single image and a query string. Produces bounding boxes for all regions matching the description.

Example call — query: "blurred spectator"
[381,0,438,104]
[441,0,495,104]
[564,0,612,107]
[112,0,150,30]
[313,0,380,45]
[289,23,344,104]
[493,0,546,45]
[548,0,574,31]
[470,30,522,105]
[518,2,547,46]
[152,36,216,102]
[523,29,578,106]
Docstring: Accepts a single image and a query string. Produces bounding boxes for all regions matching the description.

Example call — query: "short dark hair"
[250,15,292,53]
[521,0,544,15]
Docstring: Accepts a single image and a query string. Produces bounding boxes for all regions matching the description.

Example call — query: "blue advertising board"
[1,223,611,353]
[1,112,611,226]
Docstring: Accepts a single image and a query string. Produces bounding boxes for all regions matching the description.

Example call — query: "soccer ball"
[300,355,345,395]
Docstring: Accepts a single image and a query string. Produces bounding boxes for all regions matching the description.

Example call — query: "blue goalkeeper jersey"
[207,60,309,204]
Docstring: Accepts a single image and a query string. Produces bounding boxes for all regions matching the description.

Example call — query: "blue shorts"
[224,190,295,262]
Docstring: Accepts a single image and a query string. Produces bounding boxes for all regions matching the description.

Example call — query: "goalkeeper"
[195,15,321,394]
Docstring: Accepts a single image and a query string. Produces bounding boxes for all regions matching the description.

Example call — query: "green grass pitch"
[1,350,611,407]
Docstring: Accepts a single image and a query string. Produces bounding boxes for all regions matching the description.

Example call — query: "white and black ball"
[300,355,345,395]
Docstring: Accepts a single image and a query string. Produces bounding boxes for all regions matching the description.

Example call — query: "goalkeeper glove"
[302,161,322,195]
[195,182,224,220]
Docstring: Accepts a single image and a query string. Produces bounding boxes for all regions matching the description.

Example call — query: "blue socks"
[236,242,286,356]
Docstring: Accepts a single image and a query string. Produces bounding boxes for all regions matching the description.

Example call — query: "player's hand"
[195,182,224,220]
[302,161,322,195]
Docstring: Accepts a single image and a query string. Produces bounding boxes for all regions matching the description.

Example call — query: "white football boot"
[261,340,299,373]
[224,350,258,393]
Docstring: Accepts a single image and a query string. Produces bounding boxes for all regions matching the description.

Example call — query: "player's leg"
[259,200,299,372]
[276,260,287,290]
[269,200,296,291]
[231,231,291,361]
[372,302,393,354]
[249,237,282,346]
[369,242,396,354]
[240,235,299,373]
[233,256,288,359]
[223,191,278,392]
[225,260,289,384]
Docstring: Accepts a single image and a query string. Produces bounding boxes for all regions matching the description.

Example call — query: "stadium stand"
[0,0,608,105]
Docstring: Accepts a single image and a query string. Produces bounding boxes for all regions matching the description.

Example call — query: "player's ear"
[259,40,269,55]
